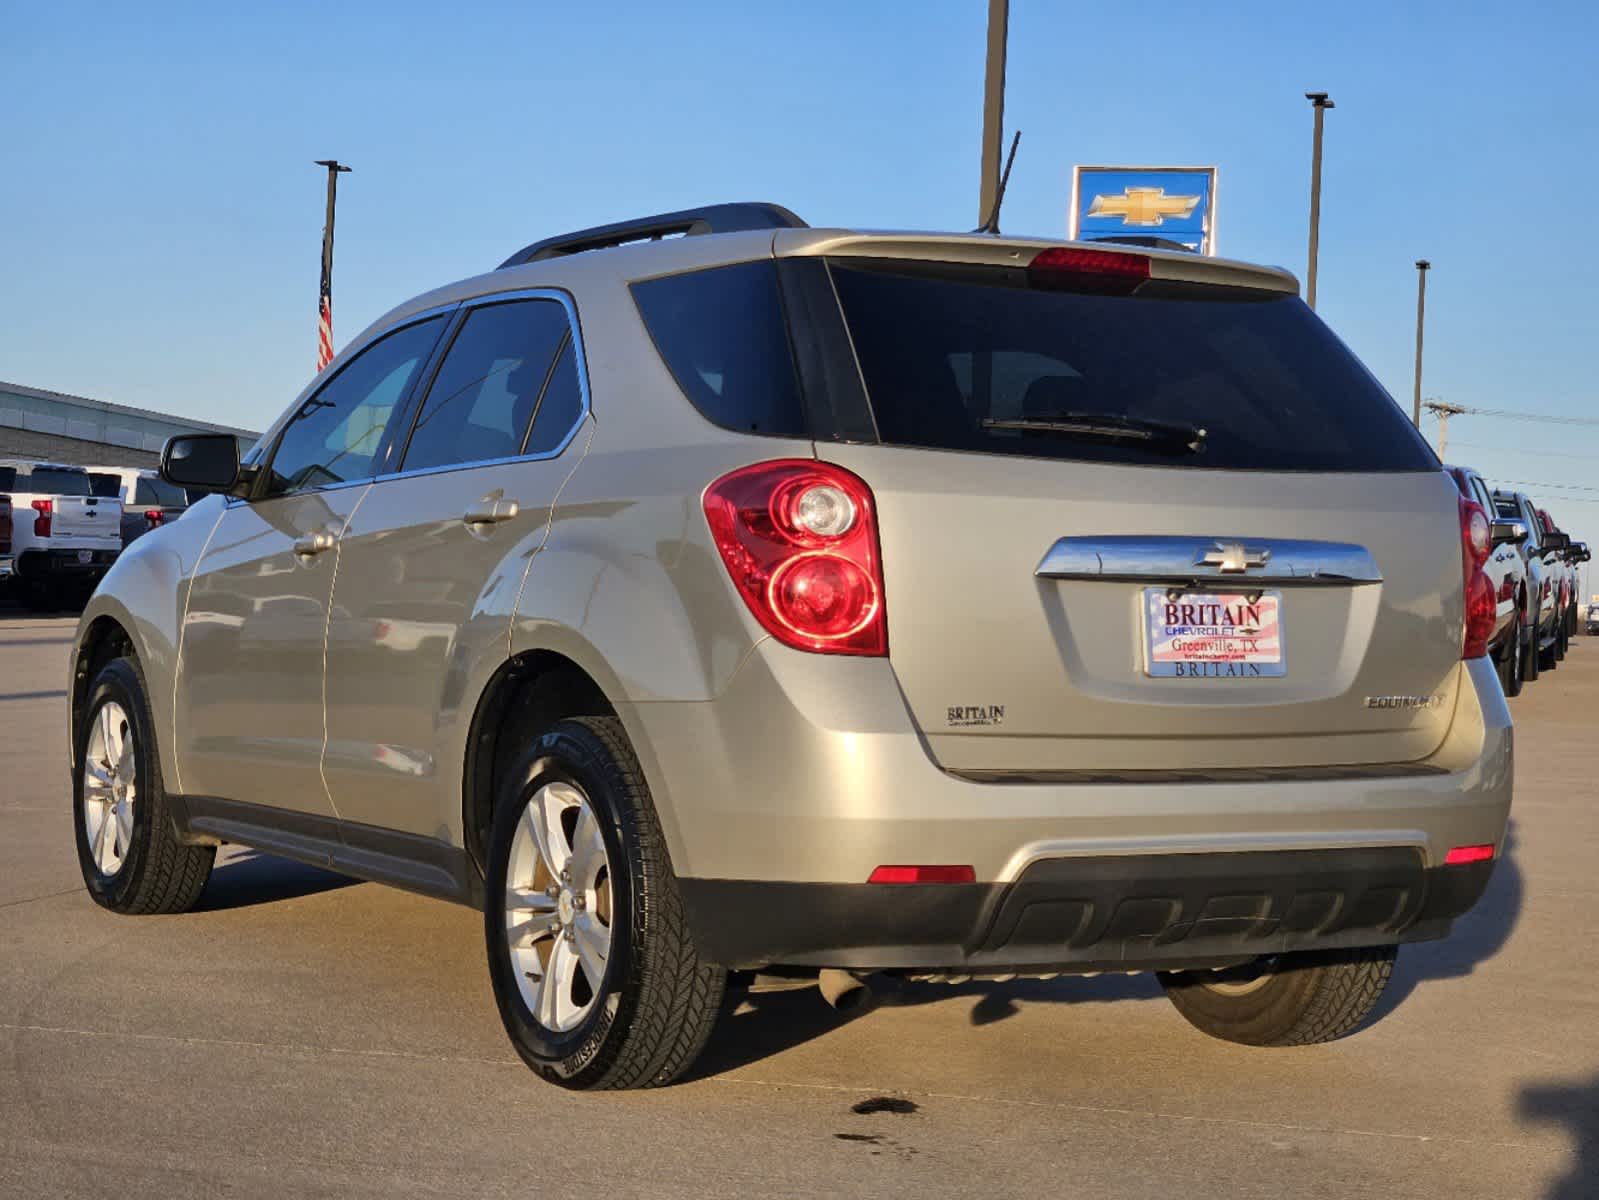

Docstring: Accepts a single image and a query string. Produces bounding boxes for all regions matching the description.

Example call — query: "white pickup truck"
[0,460,123,609]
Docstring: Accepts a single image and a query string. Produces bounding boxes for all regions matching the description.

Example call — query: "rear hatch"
[783,236,1460,774]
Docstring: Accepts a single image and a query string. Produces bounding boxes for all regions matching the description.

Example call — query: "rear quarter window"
[829,260,1437,472]
[631,260,807,437]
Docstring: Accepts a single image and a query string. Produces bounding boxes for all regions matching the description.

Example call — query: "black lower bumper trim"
[679,848,1494,972]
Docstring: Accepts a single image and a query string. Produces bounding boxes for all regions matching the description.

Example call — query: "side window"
[630,261,807,436]
[267,317,445,493]
[1471,478,1494,515]
[524,338,584,455]
[399,300,571,472]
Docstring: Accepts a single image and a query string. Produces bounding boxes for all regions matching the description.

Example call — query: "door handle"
[293,531,336,558]
[463,497,520,527]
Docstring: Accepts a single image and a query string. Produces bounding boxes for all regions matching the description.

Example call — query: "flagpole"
[313,159,351,371]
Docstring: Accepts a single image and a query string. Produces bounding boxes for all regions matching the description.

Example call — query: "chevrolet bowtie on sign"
[1070,165,1219,255]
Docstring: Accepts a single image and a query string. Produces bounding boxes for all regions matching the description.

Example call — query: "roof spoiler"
[497,202,807,269]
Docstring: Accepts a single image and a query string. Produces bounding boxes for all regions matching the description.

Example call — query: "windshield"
[828,259,1437,472]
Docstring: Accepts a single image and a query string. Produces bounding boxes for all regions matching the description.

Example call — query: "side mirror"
[1541,531,1571,555]
[160,434,244,495]
[1491,520,1528,548]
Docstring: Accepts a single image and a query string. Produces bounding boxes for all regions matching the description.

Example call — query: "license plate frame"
[1142,587,1286,678]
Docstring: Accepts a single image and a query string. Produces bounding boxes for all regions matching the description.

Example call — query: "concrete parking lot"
[1,612,1594,1199]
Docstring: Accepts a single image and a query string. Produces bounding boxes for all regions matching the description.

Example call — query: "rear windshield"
[0,466,92,495]
[828,260,1436,472]
[88,472,122,498]
[134,477,187,507]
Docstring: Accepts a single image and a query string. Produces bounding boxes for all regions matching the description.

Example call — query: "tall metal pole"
[979,0,1010,227]
[314,159,351,372]
[1304,92,1334,309]
[1413,259,1431,428]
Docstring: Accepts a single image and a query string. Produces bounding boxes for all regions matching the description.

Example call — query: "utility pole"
[1423,398,1464,458]
[1304,92,1334,309]
[979,0,1010,228]
[314,159,352,372]
[1413,259,1431,428]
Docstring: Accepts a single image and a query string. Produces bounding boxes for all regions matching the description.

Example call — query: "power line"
[1447,404,1599,428]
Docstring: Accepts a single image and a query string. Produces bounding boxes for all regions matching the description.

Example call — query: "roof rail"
[497,203,807,269]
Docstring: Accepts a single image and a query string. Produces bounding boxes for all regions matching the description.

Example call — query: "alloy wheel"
[503,781,614,1032]
[81,700,136,876]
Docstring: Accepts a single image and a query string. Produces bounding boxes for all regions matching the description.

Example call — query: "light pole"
[1413,259,1431,428]
[314,159,352,372]
[1304,92,1334,309]
[979,0,1009,228]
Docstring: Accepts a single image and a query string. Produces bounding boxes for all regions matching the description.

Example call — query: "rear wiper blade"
[980,413,1208,452]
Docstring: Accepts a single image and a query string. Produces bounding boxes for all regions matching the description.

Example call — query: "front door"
[175,315,448,815]
[322,294,590,838]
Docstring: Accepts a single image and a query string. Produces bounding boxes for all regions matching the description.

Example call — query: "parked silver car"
[68,205,1511,1089]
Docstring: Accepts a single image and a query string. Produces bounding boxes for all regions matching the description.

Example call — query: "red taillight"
[1028,246,1150,295]
[1444,844,1495,866]
[1459,497,1495,660]
[704,460,886,655]
[31,498,52,538]
[144,508,165,528]
[867,865,976,885]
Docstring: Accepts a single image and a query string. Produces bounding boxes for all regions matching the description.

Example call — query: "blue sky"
[4,0,1596,564]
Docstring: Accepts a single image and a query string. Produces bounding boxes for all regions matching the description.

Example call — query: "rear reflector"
[1028,246,1150,295]
[867,865,976,885]
[1444,844,1495,866]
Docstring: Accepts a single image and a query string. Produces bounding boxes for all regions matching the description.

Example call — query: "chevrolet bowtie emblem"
[1086,186,1201,227]
[1196,542,1272,573]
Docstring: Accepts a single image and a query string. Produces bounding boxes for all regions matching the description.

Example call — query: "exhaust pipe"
[818,969,873,1013]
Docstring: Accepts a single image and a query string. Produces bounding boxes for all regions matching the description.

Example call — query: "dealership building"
[0,380,258,469]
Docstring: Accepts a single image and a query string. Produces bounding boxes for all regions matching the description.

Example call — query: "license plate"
[77,549,93,565]
[1143,588,1285,678]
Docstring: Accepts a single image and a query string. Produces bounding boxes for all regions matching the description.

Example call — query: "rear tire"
[484,716,725,1090]
[1524,615,1540,683]
[1497,627,1523,697]
[1539,628,1559,672]
[1158,946,1396,1046]
[74,656,215,914]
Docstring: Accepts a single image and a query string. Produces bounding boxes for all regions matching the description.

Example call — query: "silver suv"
[69,204,1511,1089]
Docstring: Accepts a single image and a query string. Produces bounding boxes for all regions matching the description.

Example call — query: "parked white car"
[0,460,123,609]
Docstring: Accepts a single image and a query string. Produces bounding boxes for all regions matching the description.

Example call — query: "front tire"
[74,656,215,914]
[1158,946,1396,1046]
[484,716,725,1090]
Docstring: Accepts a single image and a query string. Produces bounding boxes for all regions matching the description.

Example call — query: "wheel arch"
[71,612,139,760]
[462,649,619,878]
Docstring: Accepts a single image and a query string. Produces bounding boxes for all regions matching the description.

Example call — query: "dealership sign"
[1069,166,1219,256]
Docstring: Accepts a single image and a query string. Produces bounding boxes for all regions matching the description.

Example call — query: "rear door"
[814,252,1458,774]
[322,293,590,837]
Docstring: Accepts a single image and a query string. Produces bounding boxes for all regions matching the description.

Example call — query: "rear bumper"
[680,850,1494,972]
[620,646,1512,970]
[16,548,117,580]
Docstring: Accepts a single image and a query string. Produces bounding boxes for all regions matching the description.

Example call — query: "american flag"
[314,159,349,372]
[316,275,334,372]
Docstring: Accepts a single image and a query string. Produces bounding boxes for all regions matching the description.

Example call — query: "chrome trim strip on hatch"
[1035,536,1382,586]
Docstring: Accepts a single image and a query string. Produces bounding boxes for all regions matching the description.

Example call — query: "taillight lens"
[31,498,52,538]
[1028,246,1150,295]
[144,508,164,527]
[703,460,886,655]
[1459,497,1495,659]
[1444,844,1495,866]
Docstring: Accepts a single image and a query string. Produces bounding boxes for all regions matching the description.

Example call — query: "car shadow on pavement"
[1520,1071,1599,1199]
[1370,818,1525,1023]
[689,970,1162,1079]
[192,850,357,912]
